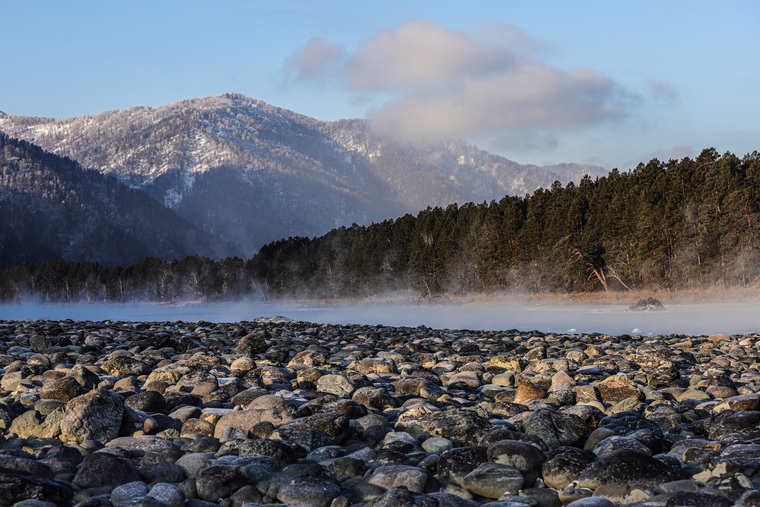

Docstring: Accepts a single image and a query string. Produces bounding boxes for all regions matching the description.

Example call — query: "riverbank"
[0,318,759,505]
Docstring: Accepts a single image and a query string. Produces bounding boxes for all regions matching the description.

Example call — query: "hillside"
[0,134,230,269]
[0,94,606,254]
[3,148,759,302]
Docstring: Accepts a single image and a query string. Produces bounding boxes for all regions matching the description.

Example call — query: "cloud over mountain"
[286,21,633,149]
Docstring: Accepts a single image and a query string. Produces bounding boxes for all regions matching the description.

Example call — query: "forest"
[2,148,759,302]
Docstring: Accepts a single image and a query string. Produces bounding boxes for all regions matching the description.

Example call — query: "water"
[1,299,759,336]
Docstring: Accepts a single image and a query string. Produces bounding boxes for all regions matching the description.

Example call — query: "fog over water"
[1,299,760,336]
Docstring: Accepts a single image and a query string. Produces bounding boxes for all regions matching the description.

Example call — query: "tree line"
[2,148,759,302]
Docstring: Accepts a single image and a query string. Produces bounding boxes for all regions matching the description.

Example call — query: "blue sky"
[2,1,758,170]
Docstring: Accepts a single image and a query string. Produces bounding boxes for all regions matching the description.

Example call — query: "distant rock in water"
[416,295,453,306]
[628,297,665,311]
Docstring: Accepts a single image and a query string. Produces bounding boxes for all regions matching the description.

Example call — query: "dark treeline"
[2,148,760,302]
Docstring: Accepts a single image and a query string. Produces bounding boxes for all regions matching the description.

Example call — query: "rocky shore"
[0,317,759,507]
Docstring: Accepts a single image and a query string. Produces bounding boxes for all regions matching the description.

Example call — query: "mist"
[1,299,759,337]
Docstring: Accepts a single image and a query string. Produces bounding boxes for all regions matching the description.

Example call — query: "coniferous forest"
[2,148,760,302]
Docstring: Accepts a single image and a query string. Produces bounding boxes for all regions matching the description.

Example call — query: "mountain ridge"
[0,93,607,255]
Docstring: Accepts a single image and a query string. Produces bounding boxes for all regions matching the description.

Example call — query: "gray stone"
[576,449,683,490]
[542,446,596,490]
[239,438,298,466]
[111,481,150,505]
[461,462,524,499]
[522,408,587,449]
[73,452,141,489]
[438,446,488,486]
[147,482,186,507]
[367,465,428,493]
[277,411,350,443]
[395,408,492,446]
[707,410,760,443]
[60,388,125,444]
[195,464,249,502]
[0,469,73,506]
[276,477,342,507]
[487,439,546,487]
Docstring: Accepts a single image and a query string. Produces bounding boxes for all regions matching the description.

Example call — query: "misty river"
[1,299,760,337]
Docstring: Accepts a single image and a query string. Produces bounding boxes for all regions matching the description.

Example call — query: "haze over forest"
[1,116,758,302]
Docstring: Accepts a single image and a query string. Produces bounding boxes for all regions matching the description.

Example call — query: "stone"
[73,452,141,488]
[353,387,397,410]
[358,358,398,374]
[395,408,492,446]
[273,427,337,451]
[276,477,342,507]
[487,355,524,372]
[317,374,357,397]
[101,355,151,377]
[664,491,733,507]
[596,375,643,403]
[39,376,82,402]
[597,410,663,437]
[59,388,125,443]
[514,380,547,405]
[461,462,524,499]
[234,332,270,356]
[213,406,295,439]
[713,393,760,412]
[576,449,684,490]
[522,408,587,449]
[566,499,614,507]
[147,482,186,507]
[176,371,219,396]
[111,481,151,504]
[195,464,249,503]
[592,435,652,456]
[438,446,488,486]
[239,438,298,467]
[139,461,187,484]
[364,486,438,507]
[368,465,428,493]
[278,411,350,443]
[9,409,62,439]
[542,447,597,490]
[707,410,760,443]
[175,452,215,477]
[0,469,73,506]
[487,439,546,487]
[125,390,169,414]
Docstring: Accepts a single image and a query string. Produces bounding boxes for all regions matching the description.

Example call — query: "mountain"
[0,93,606,255]
[0,134,229,269]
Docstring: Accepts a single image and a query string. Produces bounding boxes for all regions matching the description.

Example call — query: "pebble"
[0,318,759,506]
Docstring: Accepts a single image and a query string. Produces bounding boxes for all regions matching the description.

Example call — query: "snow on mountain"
[0,94,606,255]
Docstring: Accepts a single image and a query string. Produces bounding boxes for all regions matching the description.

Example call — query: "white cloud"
[285,21,633,148]
[285,37,345,82]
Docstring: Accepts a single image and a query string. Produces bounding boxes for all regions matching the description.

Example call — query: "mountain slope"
[0,134,230,269]
[0,94,606,254]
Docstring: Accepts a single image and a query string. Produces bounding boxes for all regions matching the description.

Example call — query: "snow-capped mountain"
[0,93,605,255]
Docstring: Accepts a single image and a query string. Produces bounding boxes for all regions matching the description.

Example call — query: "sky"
[1,1,758,170]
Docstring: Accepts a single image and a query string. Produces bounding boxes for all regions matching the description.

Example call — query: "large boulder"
[59,388,125,443]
